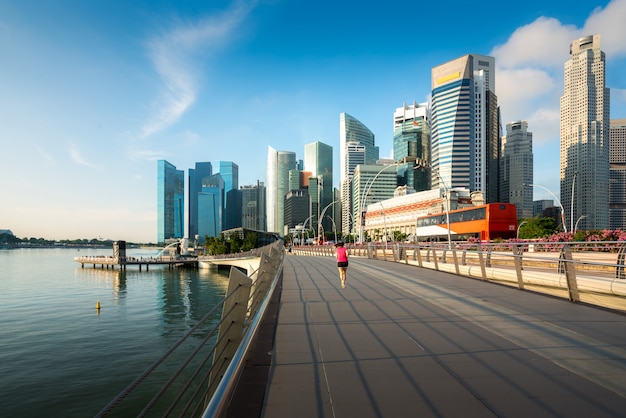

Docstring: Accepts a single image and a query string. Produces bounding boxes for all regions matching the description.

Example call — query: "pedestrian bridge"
[198,254,261,276]
[231,252,626,417]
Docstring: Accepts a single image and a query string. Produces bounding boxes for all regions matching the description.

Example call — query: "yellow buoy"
[96,300,101,310]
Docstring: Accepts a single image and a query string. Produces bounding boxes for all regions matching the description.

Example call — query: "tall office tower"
[560,34,610,231]
[157,160,184,244]
[352,164,398,241]
[533,199,555,217]
[288,169,302,192]
[339,113,379,235]
[304,141,334,233]
[198,174,224,240]
[241,181,266,231]
[610,119,626,229]
[341,142,366,234]
[266,146,297,235]
[284,189,310,232]
[431,54,500,202]
[188,162,212,240]
[217,161,240,230]
[500,121,533,218]
[393,102,431,192]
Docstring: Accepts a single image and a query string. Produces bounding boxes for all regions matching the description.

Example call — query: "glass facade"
[431,54,499,202]
[304,141,334,233]
[157,160,184,243]
[339,113,379,235]
[393,102,430,192]
[266,146,297,236]
[218,161,240,230]
[198,174,224,240]
[188,162,212,240]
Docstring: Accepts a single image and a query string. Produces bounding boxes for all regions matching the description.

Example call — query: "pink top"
[336,246,348,262]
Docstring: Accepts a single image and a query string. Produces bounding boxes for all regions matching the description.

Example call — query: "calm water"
[0,248,230,418]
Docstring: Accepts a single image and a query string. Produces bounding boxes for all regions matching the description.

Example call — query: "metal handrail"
[94,241,285,417]
[202,254,284,417]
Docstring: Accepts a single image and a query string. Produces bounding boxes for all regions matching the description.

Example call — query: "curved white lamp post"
[358,164,399,243]
[527,183,567,233]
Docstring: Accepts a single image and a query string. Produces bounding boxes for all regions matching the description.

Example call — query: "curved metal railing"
[94,241,285,417]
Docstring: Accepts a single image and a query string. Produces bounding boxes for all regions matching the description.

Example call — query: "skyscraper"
[610,119,626,229]
[560,34,610,230]
[188,162,212,240]
[352,164,398,242]
[266,146,297,235]
[241,181,266,231]
[157,160,184,244]
[339,113,379,235]
[218,161,240,230]
[198,173,224,240]
[431,54,500,202]
[304,141,334,233]
[501,121,533,219]
[393,102,430,192]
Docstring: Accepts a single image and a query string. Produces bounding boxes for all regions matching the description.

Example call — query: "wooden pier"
[73,255,198,271]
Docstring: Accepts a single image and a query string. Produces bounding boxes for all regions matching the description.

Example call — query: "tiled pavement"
[244,255,626,417]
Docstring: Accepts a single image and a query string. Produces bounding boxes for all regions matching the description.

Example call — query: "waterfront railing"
[292,241,626,313]
[94,240,284,418]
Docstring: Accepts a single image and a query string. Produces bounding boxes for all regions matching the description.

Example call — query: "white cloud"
[491,17,577,70]
[492,0,626,148]
[584,0,626,57]
[69,145,97,168]
[140,1,256,139]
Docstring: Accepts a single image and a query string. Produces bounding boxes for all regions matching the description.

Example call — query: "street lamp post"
[437,174,452,249]
[326,216,337,242]
[517,220,528,239]
[358,164,399,244]
[318,199,340,244]
[574,215,587,233]
[527,183,567,233]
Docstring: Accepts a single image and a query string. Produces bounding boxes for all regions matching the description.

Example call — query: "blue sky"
[1,0,626,243]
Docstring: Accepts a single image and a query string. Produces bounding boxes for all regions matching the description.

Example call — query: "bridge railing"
[292,241,626,312]
[94,240,285,418]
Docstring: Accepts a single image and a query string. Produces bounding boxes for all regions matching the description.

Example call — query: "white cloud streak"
[70,145,97,168]
[140,1,256,139]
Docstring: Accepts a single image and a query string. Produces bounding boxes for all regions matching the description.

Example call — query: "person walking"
[334,241,348,288]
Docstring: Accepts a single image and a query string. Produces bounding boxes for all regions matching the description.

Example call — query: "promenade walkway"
[259,254,626,417]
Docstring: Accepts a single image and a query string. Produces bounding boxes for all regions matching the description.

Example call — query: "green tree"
[242,232,258,251]
[517,217,559,239]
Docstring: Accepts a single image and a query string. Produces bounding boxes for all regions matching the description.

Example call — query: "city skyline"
[2,1,626,242]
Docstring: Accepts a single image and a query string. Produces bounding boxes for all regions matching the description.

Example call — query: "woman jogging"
[334,241,349,288]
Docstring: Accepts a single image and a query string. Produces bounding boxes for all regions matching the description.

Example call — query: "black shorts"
[337,261,348,268]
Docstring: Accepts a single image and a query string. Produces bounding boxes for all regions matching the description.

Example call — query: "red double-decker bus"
[415,203,518,241]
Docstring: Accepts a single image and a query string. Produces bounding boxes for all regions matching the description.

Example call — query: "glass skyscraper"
[198,174,224,240]
[431,54,500,202]
[157,160,184,244]
[188,162,212,240]
[266,146,297,235]
[560,34,610,230]
[339,113,379,235]
[393,102,431,192]
[304,141,334,233]
[218,161,240,230]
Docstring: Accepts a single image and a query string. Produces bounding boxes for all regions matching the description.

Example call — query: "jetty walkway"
[247,254,626,417]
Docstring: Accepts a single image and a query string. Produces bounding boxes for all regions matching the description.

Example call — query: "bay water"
[0,247,230,417]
